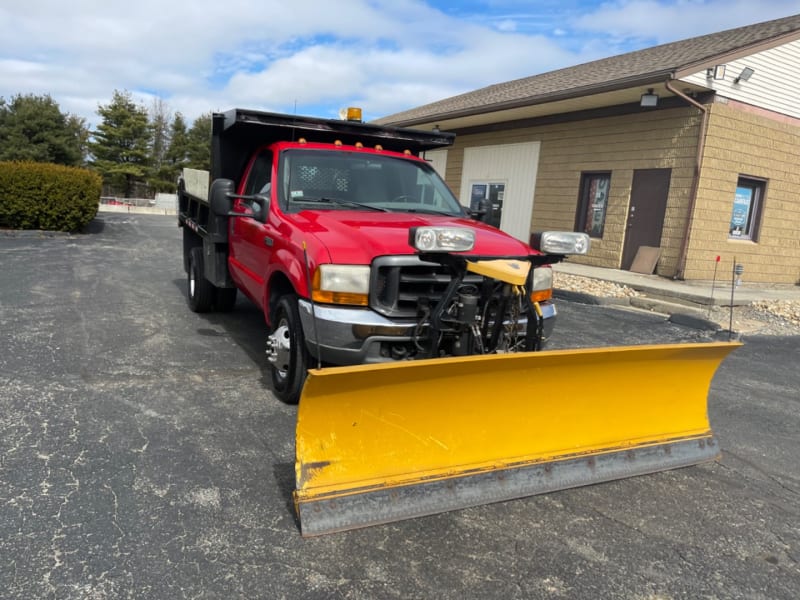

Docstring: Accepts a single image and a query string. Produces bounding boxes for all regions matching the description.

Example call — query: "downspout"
[665,79,710,280]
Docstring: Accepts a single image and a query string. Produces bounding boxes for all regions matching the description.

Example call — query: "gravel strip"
[554,272,800,336]
[553,272,641,299]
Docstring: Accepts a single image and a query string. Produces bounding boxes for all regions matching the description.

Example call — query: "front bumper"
[297,299,557,366]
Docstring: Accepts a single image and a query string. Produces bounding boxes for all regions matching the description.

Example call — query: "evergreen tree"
[160,112,190,190]
[66,114,90,167]
[186,113,212,171]
[89,90,152,197]
[165,112,189,166]
[0,94,86,166]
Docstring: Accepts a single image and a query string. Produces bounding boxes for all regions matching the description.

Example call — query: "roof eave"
[384,70,677,127]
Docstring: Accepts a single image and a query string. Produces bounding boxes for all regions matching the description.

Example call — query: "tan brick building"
[378,15,800,284]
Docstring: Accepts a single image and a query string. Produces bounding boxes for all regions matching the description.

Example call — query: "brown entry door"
[621,168,672,270]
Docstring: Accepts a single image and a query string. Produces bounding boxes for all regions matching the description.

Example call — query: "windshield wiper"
[302,196,391,212]
[403,208,456,216]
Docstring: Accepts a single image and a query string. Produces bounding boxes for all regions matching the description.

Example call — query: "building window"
[729,176,765,240]
[575,172,611,238]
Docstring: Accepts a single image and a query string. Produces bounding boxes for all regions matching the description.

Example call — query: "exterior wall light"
[734,67,755,84]
[640,89,659,107]
[706,64,726,80]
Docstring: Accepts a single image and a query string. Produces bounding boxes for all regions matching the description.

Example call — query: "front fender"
[263,244,322,325]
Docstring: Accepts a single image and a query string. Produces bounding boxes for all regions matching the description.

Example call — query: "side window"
[729,176,766,241]
[575,172,611,238]
[245,151,273,196]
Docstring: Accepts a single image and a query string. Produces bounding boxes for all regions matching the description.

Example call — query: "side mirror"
[210,179,234,216]
[211,178,269,224]
[247,195,269,223]
[467,198,491,222]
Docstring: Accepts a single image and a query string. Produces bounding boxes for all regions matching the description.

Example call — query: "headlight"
[530,266,553,303]
[531,231,591,255]
[313,264,370,306]
[409,227,475,252]
[531,267,553,291]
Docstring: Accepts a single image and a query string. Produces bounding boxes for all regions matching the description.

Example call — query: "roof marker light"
[345,107,362,122]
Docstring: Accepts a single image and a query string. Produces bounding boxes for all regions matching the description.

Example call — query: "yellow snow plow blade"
[294,341,740,536]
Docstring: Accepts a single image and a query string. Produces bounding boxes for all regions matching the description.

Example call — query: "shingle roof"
[377,13,800,126]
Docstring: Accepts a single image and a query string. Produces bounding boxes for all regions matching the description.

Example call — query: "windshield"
[278,149,465,216]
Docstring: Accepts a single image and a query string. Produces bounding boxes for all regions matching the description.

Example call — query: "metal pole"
[729,257,735,340]
[709,255,720,318]
[728,259,744,341]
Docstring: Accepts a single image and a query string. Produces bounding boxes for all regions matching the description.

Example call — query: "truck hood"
[292,210,534,264]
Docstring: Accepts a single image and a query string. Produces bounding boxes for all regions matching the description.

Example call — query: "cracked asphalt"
[1,213,798,599]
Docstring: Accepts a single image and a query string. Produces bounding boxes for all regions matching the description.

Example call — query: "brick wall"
[687,102,800,283]
[444,108,702,274]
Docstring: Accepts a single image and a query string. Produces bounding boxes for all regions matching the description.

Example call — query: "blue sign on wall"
[729,186,752,236]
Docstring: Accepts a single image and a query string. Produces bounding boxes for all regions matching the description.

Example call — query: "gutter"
[665,79,710,280]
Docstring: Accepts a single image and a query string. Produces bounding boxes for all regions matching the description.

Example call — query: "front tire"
[188,247,214,313]
[267,295,310,404]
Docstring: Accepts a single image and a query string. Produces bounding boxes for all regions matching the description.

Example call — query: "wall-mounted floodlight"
[734,67,755,84]
[706,64,726,80]
[640,88,659,108]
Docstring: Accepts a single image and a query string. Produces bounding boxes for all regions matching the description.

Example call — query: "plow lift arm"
[293,230,742,536]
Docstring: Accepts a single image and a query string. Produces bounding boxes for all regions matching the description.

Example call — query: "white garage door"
[459,142,541,243]
[423,149,448,178]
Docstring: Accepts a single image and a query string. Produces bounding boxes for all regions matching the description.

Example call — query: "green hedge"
[0,161,101,232]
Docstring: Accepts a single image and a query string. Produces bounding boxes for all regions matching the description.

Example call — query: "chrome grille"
[371,256,481,318]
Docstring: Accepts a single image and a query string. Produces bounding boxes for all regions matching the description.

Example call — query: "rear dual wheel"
[187,247,237,313]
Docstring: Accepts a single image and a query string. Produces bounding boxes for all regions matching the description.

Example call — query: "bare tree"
[148,98,172,188]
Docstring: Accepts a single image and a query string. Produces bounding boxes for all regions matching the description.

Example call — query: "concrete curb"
[554,289,632,306]
[555,287,724,332]
[668,312,721,331]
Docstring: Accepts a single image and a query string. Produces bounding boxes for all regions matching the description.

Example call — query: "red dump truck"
[178,108,587,403]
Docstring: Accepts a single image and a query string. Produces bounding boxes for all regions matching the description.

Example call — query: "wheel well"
[266,272,295,326]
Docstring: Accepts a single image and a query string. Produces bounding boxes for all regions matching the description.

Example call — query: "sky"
[1,0,799,128]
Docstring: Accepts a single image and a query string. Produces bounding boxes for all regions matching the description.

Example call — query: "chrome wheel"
[266,320,292,379]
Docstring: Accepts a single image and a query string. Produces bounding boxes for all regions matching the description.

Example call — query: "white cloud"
[573,0,800,44]
[0,0,798,127]
[496,19,518,32]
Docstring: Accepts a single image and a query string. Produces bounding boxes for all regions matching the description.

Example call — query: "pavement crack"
[719,452,800,497]
[104,483,126,541]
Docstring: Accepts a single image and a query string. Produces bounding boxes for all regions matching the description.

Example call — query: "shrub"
[0,161,101,232]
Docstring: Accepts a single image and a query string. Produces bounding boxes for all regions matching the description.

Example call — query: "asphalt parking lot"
[1,213,798,599]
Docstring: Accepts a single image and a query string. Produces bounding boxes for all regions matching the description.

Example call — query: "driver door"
[229,149,274,304]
